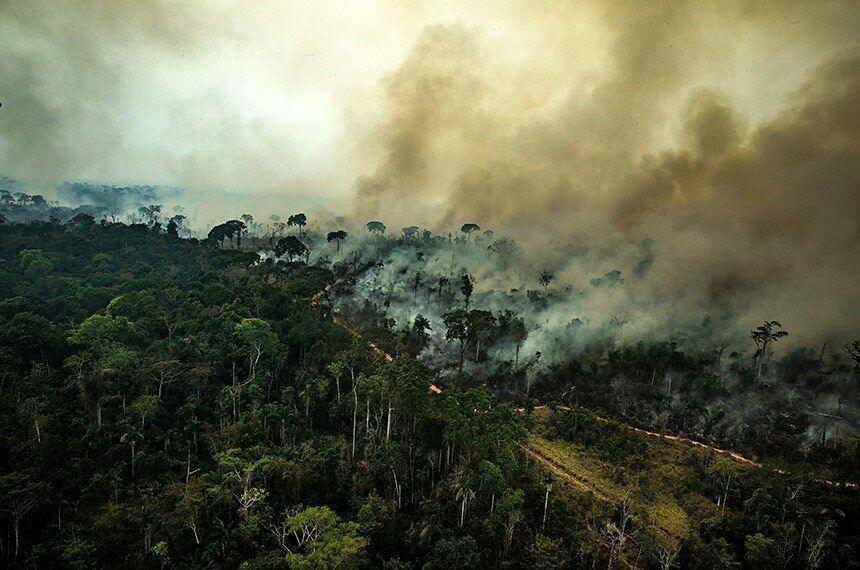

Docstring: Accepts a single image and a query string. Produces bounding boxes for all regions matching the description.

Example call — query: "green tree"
[365,220,386,235]
[287,212,308,235]
[443,309,470,372]
[0,470,48,560]
[274,506,367,568]
[214,450,268,519]
[275,235,309,262]
[231,318,278,420]
[460,223,480,238]
[18,249,53,278]
[132,394,160,431]
[526,534,567,569]
[326,229,348,252]
[207,219,246,248]
[120,426,143,477]
[426,536,481,569]
[460,274,474,309]
[487,237,520,268]
[745,533,780,569]
[235,318,277,380]
[508,315,527,366]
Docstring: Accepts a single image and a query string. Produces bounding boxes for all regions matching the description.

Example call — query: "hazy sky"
[0,2,853,198]
[1,1,858,342]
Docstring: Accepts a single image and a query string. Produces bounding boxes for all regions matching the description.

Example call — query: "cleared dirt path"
[314,281,857,490]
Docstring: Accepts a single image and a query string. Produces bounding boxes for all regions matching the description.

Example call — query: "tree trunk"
[351,385,358,458]
[798,523,806,562]
[756,341,768,381]
[14,515,20,560]
[386,401,392,441]
[542,486,550,530]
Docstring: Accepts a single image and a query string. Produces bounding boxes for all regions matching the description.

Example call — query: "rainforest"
[0,0,858,568]
[0,196,856,567]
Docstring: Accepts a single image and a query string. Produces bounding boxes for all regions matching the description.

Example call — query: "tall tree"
[0,471,47,560]
[166,214,185,238]
[287,212,308,235]
[508,315,527,366]
[460,223,481,239]
[538,269,554,291]
[326,229,348,252]
[488,237,520,268]
[750,321,788,380]
[207,219,246,249]
[443,309,470,372]
[275,236,309,262]
[365,220,386,235]
[461,274,474,309]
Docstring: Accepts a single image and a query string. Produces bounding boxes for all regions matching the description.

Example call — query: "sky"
[0,0,858,343]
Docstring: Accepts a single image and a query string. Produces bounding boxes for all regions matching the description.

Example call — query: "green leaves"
[18,249,53,278]
[281,506,368,569]
[68,314,135,348]
[274,236,308,261]
[235,318,277,352]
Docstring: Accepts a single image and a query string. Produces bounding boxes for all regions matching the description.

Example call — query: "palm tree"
[750,321,788,380]
[449,467,475,528]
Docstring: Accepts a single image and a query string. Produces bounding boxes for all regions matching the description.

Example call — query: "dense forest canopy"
[1,1,857,566]
[0,202,856,568]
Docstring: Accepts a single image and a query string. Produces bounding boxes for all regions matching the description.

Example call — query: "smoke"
[1,1,857,342]
[0,0,360,207]
[350,3,859,345]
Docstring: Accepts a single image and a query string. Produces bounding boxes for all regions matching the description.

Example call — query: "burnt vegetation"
[0,195,856,568]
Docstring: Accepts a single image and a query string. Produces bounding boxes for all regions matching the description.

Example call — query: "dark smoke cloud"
[351,3,859,345]
[0,1,856,343]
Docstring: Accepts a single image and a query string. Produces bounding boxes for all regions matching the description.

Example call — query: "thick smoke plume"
[352,4,859,345]
[1,1,857,343]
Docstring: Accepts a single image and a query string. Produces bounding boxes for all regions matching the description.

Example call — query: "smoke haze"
[1,0,857,343]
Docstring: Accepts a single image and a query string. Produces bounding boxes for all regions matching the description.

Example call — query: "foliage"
[0,220,540,567]
[0,219,856,568]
